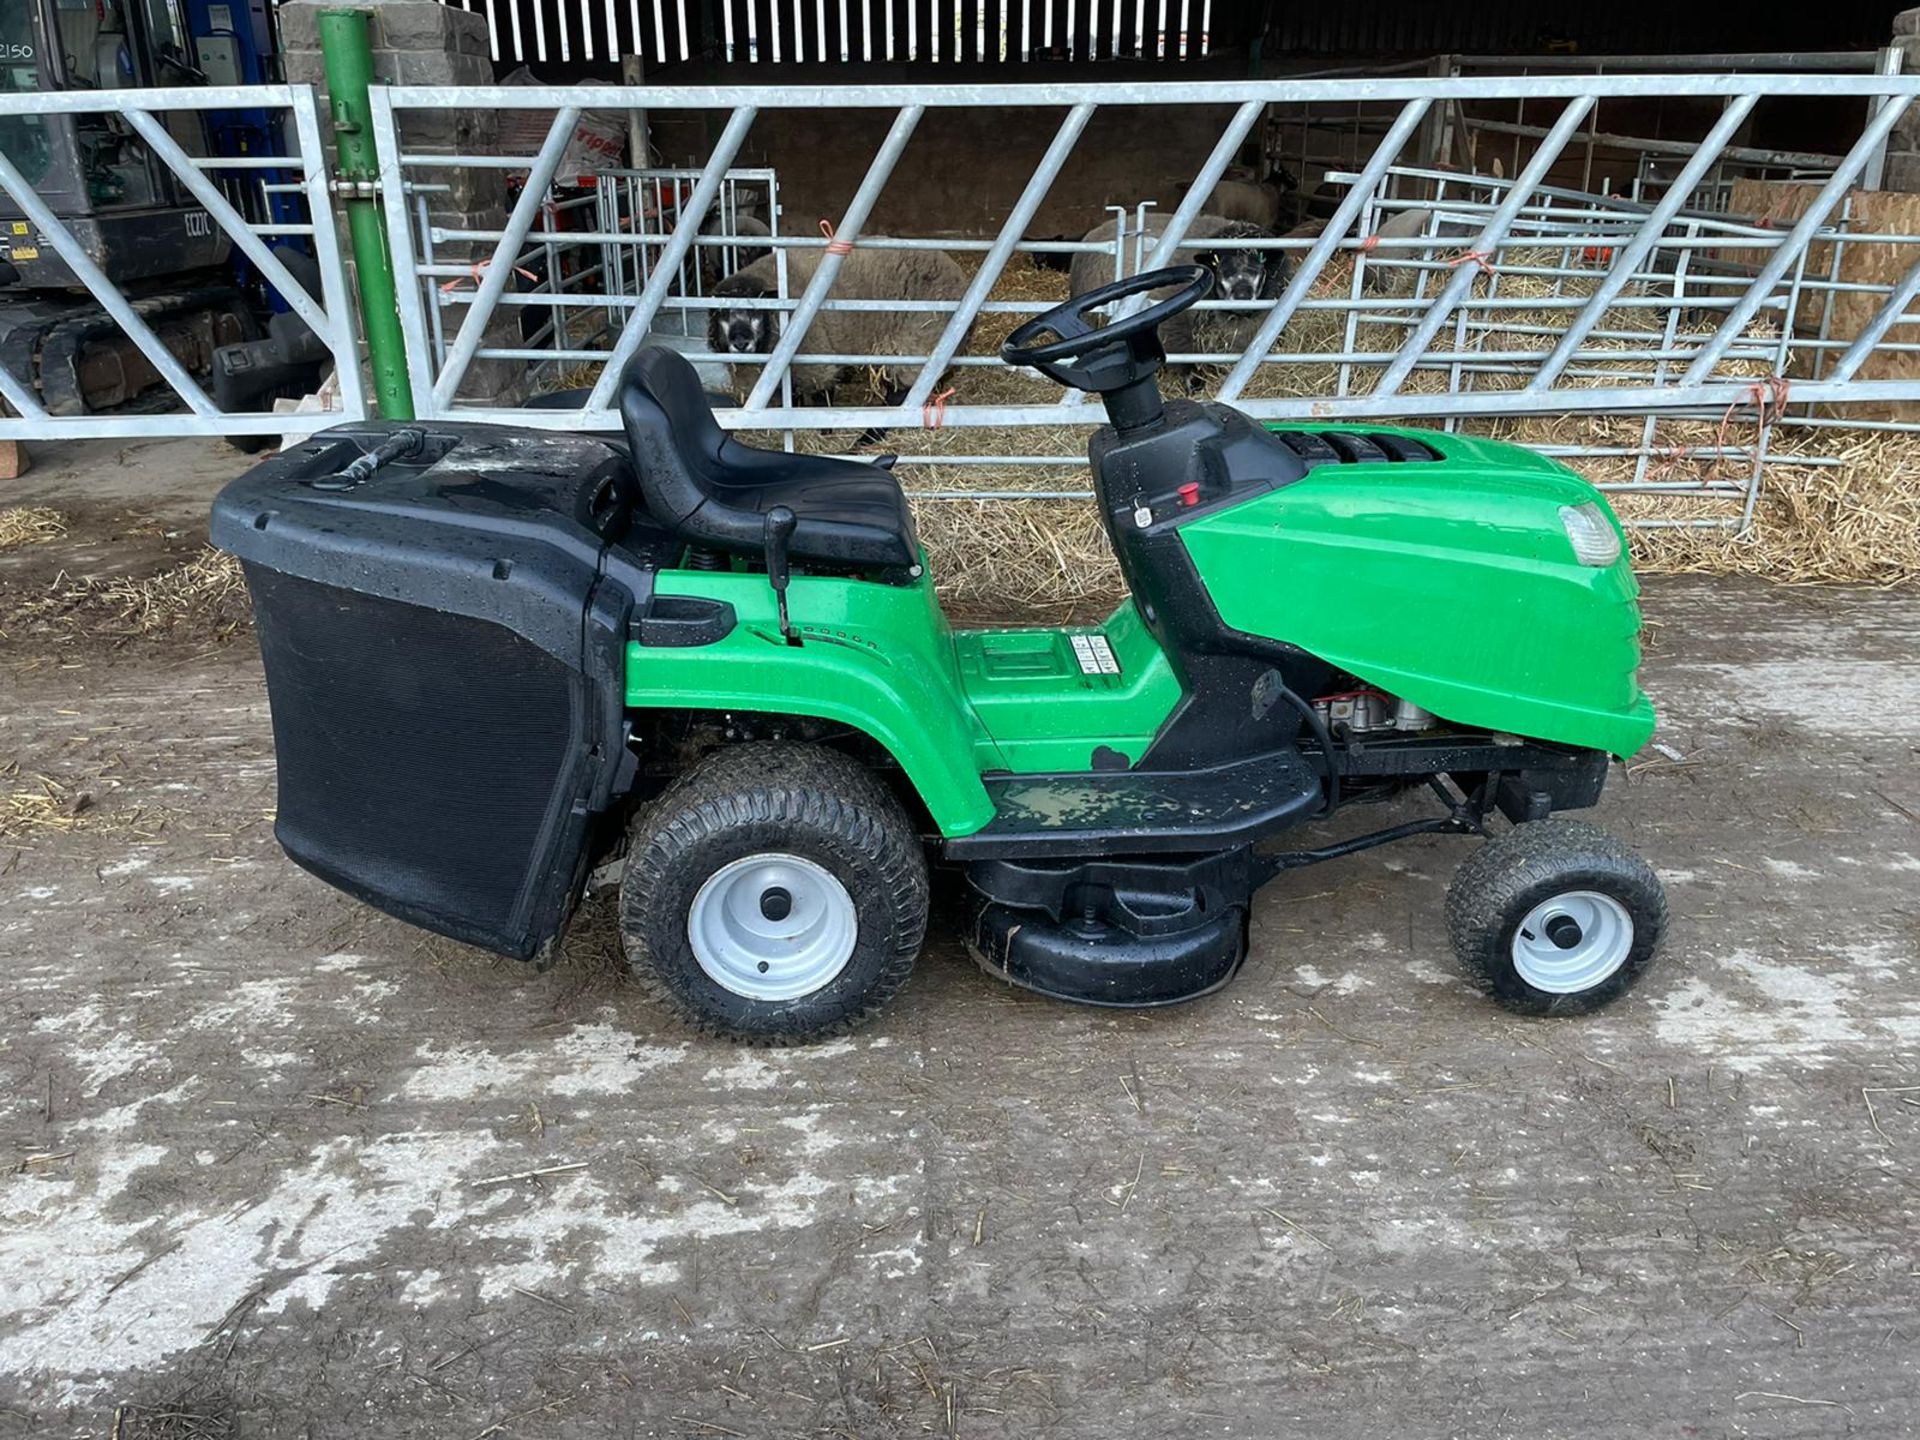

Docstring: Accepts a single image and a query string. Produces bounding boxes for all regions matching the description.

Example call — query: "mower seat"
[618,346,918,569]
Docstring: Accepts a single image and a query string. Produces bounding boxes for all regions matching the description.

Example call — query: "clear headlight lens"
[1559,501,1622,567]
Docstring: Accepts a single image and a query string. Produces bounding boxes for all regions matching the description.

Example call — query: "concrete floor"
[2,440,1918,1438]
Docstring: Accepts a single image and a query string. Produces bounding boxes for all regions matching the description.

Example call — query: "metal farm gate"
[371,70,1920,528]
[7,67,1920,533]
[0,85,366,440]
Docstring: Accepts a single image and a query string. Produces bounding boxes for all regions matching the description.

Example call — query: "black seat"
[618,346,918,569]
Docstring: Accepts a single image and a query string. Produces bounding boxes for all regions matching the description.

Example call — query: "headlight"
[1559,502,1622,567]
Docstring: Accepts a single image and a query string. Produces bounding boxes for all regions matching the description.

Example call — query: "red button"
[1177,482,1200,507]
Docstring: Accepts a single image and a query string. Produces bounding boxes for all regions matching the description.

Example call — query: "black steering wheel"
[1001,264,1213,396]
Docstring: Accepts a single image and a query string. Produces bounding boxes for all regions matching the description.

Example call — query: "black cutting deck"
[944,748,1324,859]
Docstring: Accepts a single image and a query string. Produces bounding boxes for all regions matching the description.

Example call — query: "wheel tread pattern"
[621,743,929,1044]
[1445,818,1668,1017]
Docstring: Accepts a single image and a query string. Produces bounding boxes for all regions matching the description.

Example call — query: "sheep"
[706,243,968,407]
[1067,212,1290,387]
[1178,163,1304,231]
[697,213,772,291]
[1359,205,1483,295]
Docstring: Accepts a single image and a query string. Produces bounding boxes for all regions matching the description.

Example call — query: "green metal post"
[317,8,415,420]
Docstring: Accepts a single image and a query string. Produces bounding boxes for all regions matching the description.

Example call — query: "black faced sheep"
[706,244,968,405]
[1067,212,1291,384]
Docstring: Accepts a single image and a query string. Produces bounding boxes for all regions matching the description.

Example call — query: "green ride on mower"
[213,264,1668,1043]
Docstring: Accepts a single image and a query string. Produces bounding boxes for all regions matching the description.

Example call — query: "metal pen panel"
[432,106,583,408]
[744,104,926,410]
[1215,97,1431,403]
[365,67,1920,534]
[1373,96,1595,399]
[0,84,367,438]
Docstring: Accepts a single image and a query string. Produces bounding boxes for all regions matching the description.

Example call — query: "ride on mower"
[213,264,1668,1043]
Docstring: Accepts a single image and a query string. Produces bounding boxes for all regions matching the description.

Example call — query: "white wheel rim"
[1511,889,1635,994]
[687,852,859,1001]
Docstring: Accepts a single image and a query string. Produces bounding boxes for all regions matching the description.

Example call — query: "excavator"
[0,0,321,418]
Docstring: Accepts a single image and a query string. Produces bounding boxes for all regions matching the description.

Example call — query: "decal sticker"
[1070,634,1120,677]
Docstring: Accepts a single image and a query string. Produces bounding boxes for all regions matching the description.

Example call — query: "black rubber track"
[1444,818,1668,1017]
[620,742,929,1044]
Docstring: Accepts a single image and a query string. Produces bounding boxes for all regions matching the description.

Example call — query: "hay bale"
[1725,179,1920,421]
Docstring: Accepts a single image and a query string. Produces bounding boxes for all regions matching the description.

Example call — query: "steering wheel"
[1001,264,1213,396]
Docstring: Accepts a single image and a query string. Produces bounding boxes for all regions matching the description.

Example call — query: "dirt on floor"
[1,438,1918,1439]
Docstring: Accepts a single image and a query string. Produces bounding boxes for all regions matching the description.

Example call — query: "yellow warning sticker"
[9,221,26,235]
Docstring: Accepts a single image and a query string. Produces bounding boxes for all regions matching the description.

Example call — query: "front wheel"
[1444,818,1667,1016]
[620,742,929,1044]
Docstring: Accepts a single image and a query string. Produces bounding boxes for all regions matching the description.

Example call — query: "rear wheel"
[1445,818,1667,1016]
[620,742,929,1043]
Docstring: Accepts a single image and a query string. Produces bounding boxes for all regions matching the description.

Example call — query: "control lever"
[316,427,426,490]
[763,505,799,644]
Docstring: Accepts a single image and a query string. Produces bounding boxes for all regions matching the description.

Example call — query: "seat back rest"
[618,347,762,548]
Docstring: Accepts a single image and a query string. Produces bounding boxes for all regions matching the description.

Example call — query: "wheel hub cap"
[688,853,858,1000]
[1511,890,1634,994]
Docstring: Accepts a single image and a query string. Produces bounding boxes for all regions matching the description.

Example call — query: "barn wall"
[644,89,1888,244]
[647,98,1245,240]
[519,0,1902,245]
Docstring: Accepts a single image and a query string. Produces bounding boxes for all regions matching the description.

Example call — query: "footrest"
[944,748,1322,859]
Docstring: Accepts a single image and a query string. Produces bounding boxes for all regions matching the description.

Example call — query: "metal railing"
[368,71,1920,528]
[0,86,366,441]
[405,164,780,392]
[370,76,1920,407]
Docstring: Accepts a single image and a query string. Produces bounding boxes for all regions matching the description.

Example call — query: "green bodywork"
[952,599,1180,773]
[625,425,1654,837]
[628,565,999,834]
[625,572,1179,836]
[1188,426,1654,760]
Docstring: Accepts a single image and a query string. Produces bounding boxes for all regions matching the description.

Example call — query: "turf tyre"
[620,742,928,1043]
[1445,818,1667,1016]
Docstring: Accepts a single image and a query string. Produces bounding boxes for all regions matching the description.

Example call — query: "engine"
[1313,687,1437,735]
